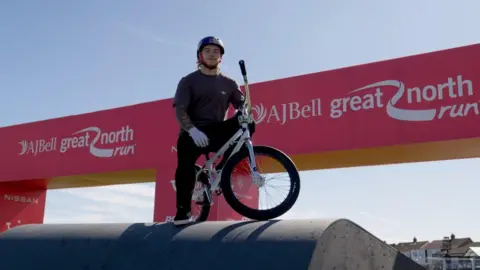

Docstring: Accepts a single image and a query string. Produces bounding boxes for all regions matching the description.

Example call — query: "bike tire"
[220,145,301,221]
[192,165,211,222]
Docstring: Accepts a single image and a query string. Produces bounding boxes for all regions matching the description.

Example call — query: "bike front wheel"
[220,145,301,221]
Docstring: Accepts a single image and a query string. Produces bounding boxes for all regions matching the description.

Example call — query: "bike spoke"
[229,153,294,213]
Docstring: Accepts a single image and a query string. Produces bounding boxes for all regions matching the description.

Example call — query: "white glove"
[188,127,209,148]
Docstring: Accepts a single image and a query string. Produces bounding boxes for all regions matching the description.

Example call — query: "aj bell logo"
[19,141,26,155]
[18,138,57,156]
[250,98,322,125]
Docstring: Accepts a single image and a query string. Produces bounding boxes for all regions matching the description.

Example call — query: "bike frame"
[195,114,258,204]
[194,60,258,205]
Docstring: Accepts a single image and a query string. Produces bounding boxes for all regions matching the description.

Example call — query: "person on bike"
[172,36,256,226]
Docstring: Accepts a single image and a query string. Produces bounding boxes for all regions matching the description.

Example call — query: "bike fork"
[245,139,263,185]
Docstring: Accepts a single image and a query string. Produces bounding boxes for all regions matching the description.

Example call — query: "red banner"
[0,43,477,225]
[1,44,479,184]
[0,180,46,232]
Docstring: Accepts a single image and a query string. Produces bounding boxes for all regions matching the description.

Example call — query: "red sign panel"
[0,43,477,184]
[0,181,46,232]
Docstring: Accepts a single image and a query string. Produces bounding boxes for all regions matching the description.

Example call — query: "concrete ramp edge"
[0,218,425,270]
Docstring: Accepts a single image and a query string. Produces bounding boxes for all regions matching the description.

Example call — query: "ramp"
[0,219,424,270]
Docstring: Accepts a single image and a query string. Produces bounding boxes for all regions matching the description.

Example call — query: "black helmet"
[197,36,225,57]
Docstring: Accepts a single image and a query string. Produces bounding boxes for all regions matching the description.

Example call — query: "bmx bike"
[190,60,301,222]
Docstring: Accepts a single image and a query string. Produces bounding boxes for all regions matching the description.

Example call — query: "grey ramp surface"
[0,218,425,270]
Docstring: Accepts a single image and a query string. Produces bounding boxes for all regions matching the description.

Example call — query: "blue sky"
[1,1,480,244]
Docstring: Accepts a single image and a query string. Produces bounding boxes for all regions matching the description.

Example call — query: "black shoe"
[173,210,192,226]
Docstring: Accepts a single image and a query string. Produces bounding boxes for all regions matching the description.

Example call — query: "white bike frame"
[194,60,258,204]
[195,111,258,204]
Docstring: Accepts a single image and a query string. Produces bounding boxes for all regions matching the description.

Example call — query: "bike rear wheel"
[191,165,211,222]
[220,145,300,221]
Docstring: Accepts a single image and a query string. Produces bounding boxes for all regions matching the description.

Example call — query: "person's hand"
[188,127,209,148]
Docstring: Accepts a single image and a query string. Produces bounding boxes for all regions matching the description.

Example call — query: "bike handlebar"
[238,59,252,118]
[239,60,247,76]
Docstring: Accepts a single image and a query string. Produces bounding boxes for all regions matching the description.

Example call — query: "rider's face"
[201,45,222,65]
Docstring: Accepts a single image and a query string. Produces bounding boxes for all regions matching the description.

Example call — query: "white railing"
[425,257,480,270]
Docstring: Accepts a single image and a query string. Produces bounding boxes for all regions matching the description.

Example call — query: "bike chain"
[196,168,224,202]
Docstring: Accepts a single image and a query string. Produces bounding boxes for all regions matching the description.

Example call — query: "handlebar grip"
[239,60,247,76]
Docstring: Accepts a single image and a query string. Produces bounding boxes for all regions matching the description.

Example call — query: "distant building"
[447,242,480,269]
[390,234,480,268]
[422,234,473,262]
[390,237,429,265]
[464,246,480,257]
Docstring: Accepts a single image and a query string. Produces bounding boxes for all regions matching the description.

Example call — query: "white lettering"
[4,194,39,204]
[437,102,480,119]
[19,125,135,158]
[60,132,90,153]
[405,75,473,104]
[335,75,475,122]
[5,220,21,230]
[330,88,384,119]
[18,137,57,156]
[60,125,135,158]
[289,101,319,120]
[252,98,322,125]
[266,105,281,123]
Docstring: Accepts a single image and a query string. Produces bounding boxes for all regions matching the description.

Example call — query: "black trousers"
[174,116,256,212]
